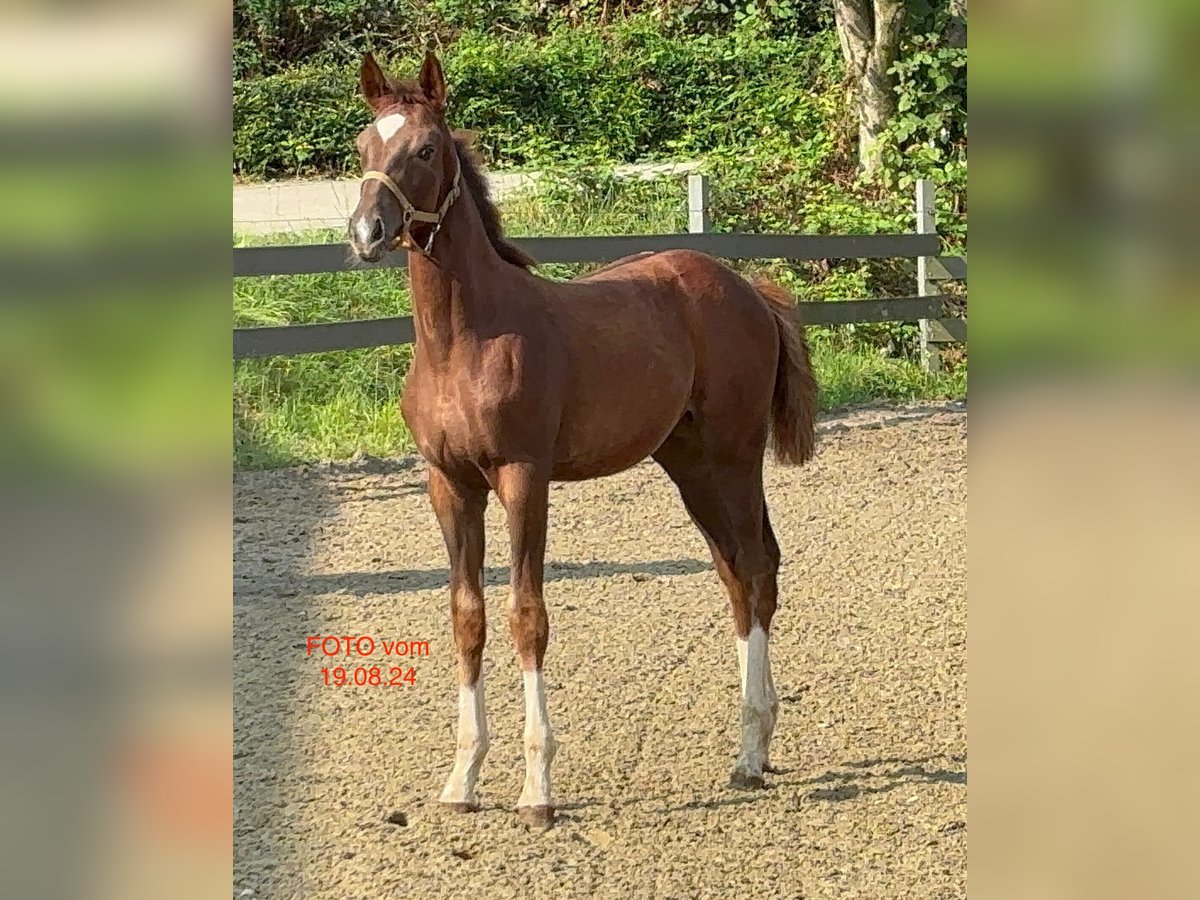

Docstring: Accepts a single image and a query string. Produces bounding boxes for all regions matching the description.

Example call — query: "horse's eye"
[417,145,435,161]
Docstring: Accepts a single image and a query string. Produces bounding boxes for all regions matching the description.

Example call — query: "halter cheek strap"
[360,158,462,254]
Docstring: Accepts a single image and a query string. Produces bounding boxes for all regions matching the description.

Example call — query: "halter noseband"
[360,157,462,254]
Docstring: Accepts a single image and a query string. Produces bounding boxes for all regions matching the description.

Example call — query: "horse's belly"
[550,441,663,481]
[550,385,688,481]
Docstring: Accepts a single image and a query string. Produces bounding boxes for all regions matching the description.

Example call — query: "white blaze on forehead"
[375,113,406,142]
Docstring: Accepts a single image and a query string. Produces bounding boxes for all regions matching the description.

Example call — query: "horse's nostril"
[369,218,384,242]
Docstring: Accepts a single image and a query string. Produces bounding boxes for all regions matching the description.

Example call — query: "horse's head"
[348,51,460,261]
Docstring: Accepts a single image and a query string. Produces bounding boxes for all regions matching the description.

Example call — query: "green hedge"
[233,20,829,178]
[233,12,965,251]
[233,0,833,78]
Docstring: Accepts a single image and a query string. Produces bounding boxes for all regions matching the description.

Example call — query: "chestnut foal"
[348,51,818,827]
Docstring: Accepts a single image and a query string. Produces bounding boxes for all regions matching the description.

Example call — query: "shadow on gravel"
[280,557,712,596]
[797,753,966,802]
[657,794,766,814]
[643,754,966,814]
[235,437,345,892]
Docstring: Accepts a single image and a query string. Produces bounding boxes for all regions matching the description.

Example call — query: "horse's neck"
[407,192,508,362]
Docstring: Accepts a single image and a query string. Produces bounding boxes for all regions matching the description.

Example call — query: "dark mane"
[451,133,536,270]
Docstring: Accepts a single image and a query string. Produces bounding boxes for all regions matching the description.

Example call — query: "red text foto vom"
[305,636,430,657]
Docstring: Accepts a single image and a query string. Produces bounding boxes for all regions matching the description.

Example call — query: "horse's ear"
[419,50,446,110]
[360,52,390,111]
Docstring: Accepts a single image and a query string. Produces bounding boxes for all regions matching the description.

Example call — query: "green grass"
[810,332,966,409]
[234,174,966,469]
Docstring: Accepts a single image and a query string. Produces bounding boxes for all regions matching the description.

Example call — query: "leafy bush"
[234,65,371,178]
[235,0,404,77]
[877,35,966,237]
[234,0,538,77]
[233,6,967,247]
[233,19,827,178]
[232,0,836,78]
[232,5,969,465]
[876,1,968,243]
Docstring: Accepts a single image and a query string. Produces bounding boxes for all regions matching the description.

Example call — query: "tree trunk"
[833,0,905,176]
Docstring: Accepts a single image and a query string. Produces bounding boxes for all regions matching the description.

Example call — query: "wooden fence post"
[688,173,710,234]
[916,178,941,374]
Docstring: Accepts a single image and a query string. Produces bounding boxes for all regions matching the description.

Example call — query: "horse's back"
[658,250,782,436]
[538,249,779,477]
[575,249,782,444]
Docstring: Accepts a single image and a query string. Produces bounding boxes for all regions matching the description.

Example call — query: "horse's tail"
[753,276,819,465]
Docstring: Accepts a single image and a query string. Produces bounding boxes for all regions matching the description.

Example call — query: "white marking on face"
[354,216,375,246]
[439,675,489,806]
[375,113,406,142]
[518,669,556,810]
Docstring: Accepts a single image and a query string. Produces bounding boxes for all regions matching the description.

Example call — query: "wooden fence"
[234,178,966,370]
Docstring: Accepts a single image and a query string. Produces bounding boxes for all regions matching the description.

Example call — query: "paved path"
[233,162,700,236]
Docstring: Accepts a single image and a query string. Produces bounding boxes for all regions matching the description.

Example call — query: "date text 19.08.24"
[321,666,417,687]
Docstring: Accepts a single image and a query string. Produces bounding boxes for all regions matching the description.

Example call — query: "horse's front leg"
[494,462,556,827]
[428,467,490,811]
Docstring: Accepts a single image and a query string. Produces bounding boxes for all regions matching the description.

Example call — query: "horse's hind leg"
[759,505,782,771]
[428,467,490,811]
[718,477,782,788]
[653,428,781,789]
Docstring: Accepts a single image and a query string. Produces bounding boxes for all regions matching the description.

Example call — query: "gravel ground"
[234,403,966,899]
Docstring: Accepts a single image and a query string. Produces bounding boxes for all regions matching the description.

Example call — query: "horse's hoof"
[517,805,556,829]
[729,770,765,790]
[440,800,480,813]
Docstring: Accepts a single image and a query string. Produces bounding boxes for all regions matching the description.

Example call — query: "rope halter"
[360,156,462,254]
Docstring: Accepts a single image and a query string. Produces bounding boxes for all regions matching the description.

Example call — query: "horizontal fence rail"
[234,232,942,277]
[928,254,967,282]
[232,178,965,364]
[235,316,416,359]
[927,317,967,343]
[233,295,952,360]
